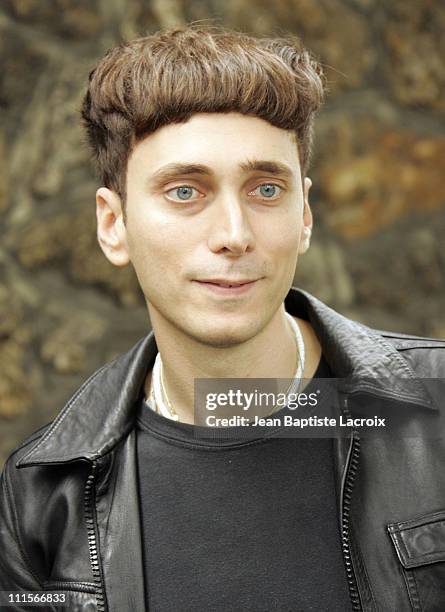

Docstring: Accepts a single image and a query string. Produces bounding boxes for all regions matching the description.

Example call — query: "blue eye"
[166,182,283,203]
[176,186,193,200]
[254,183,282,199]
[167,186,199,201]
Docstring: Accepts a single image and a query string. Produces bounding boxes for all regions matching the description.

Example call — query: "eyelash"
[165,183,284,203]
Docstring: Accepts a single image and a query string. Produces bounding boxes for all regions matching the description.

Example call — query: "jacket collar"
[285,289,434,407]
[17,287,434,467]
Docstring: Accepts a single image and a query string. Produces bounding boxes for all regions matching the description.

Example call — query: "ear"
[96,187,130,267]
[298,177,313,255]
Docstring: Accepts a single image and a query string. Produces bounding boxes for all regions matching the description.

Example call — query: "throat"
[143,314,322,424]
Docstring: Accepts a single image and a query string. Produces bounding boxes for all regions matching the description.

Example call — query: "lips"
[197,280,256,288]
[192,279,261,297]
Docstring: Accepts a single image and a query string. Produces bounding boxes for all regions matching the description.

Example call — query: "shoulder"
[3,422,52,464]
[374,329,445,350]
[1,422,53,489]
[373,328,445,377]
[0,423,52,540]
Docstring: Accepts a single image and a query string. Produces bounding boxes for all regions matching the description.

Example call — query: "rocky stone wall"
[1,0,444,464]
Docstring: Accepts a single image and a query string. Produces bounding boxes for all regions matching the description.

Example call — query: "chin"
[188,320,260,349]
[198,335,249,349]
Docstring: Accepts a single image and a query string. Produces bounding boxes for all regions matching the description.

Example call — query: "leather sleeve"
[0,459,42,592]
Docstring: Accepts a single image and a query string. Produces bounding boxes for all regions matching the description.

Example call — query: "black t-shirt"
[136,355,352,611]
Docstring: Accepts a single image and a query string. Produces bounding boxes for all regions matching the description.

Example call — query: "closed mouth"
[196,280,258,288]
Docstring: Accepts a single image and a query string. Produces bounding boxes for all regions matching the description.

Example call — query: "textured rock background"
[1,0,444,465]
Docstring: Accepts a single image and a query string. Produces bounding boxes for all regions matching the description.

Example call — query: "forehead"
[128,112,301,176]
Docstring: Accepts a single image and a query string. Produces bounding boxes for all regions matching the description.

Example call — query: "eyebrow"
[149,159,295,189]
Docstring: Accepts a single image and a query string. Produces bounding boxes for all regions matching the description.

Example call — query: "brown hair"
[81,24,325,219]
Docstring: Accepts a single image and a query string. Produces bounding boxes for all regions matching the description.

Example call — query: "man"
[1,24,445,612]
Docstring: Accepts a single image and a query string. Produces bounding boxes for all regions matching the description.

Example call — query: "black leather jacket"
[1,288,445,611]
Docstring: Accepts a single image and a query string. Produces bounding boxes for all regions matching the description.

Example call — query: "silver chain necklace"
[148,312,305,421]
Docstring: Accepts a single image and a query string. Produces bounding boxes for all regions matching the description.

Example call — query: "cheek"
[127,216,191,279]
[260,215,300,255]
[262,216,301,281]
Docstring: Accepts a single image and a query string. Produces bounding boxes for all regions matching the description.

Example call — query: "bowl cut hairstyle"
[81,24,326,220]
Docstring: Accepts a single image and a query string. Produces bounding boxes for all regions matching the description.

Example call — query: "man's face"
[97,112,312,347]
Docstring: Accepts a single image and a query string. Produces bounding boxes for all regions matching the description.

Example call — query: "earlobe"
[298,226,312,254]
[96,187,130,267]
[304,177,312,200]
[299,177,313,255]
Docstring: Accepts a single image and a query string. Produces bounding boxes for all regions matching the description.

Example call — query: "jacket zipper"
[84,460,107,611]
[341,395,362,611]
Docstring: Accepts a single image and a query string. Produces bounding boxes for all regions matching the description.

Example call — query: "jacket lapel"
[16,333,158,467]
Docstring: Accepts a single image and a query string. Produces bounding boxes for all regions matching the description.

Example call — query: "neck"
[145,303,321,424]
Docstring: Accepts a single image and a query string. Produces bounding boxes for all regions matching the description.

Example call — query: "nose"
[207,194,255,256]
